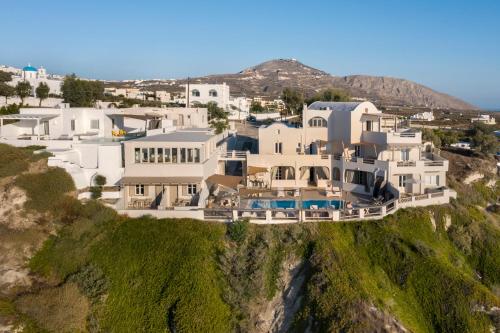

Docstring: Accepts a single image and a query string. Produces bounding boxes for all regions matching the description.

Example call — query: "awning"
[206,174,243,189]
[247,166,268,175]
[121,176,202,185]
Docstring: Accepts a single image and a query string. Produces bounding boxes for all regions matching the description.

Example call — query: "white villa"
[471,114,496,125]
[410,111,435,122]
[0,100,455,223]
[0,105,209,189]
[247,102,450,199]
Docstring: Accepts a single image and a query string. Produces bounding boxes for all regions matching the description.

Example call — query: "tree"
[469,123,498,154]
[61,74,104,107]
[0,83,15,104]
[35,82,50,107]
[206,101,229,134]
[281,88,304,115]
[0,72,12,83]
[15,81,32,105]
[249,101,265,113]
[305,88,351,104]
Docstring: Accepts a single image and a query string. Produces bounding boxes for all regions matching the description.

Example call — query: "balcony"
[394,153,447,171]
[362,129,421,145]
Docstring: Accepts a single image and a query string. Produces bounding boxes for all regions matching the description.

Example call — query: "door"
[169,185,178,206]
[309,167,315,186]
[154,185,163,208]
[42,121,50,135]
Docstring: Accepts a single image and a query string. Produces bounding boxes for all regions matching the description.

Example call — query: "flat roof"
[130,130,213,143]
[308,102,362,112]
[0,114,58,120]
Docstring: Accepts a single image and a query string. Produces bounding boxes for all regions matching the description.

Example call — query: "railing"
[304,209,332,220]
[363,158,375,164]
[204,208,233,220]
[431,191,444,198]
[415,194,429,201]
[398,132,417,138]
[218,150,247,159]
[424,160,444,166]
[397,161,416,167]
[237,209,267,220]
[272,209,299,220]
[398,196,412,203]
[340,209,360,220]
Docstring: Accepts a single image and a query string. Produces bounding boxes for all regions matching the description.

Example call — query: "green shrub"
[15,168,75,213]
[90,186,102,199]
[227,219,249,243]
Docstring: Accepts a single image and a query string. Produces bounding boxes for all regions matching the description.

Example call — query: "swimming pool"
[249,199,297,209]
[302,199,343,210]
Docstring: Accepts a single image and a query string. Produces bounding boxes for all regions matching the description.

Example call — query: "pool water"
[249,200,297,209]
[302,200,343,210]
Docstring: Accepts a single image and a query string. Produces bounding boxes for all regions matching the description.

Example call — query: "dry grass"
[15,282,90,333]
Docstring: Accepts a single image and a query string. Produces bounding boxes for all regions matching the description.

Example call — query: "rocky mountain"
[194,59,477,110]
[132,59,477,110]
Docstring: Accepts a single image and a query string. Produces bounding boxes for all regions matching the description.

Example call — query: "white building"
[0,106,208,189]
[247,101,451,199]
[121,128,232,209]
[410,111,435,121]
[9,64,63,96]
[186,83,230,109]
[471,114,496,125]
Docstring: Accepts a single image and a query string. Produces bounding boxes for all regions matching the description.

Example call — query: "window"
[157,148,163,163]
[399,175,408,187]
[354,145,361,157]
[134,148,141,163]
[332,167,341,181]
[187,148,193,163]
[164,148,171,162]
[191,89,200,97]
[275,167,283,180]
[425,175,439,186]
[172,148,178,163]
[194,148,201,163]
[71,119,76,131]
[141,148,149,163]
[135,184,145,195]
[275,142,282,154]
[209,89,218,97]
[180,148,186,163]
[401,149,410,161]
[366,121,372,131]
[149,148,155,163]
[90,119,100,130]
[308,117,327,127]
[187,184,197,195]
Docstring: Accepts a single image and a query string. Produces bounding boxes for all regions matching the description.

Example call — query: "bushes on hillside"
[15,167,75,213]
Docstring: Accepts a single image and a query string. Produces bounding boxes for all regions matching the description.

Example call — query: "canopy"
[206,174,243,189]
[247,166,268,175]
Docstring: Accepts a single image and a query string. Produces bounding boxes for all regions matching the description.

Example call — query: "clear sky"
[2,0,499,109]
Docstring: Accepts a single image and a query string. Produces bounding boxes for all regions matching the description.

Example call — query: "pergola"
[0,114,58,140]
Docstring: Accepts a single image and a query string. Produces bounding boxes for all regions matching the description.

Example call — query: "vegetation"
[305,88,351,104]
[249,101,265,113]
[15,81,32,104]
[35,82,50,106]
[0,103,20,115]
[0,144,49,178]
[422,128,459,147]
[90,174,106,199]
[1,145,498,332]
[207,101,229,134]
[281,87,304,115]
[61,74,104,107]
[0,72,15,103]
[15,167,75,213]
[468,123,499,154]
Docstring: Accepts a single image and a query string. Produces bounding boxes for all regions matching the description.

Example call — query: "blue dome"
[23,65,37,72]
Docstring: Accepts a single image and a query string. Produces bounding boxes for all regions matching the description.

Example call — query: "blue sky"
[2,0,499,108]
